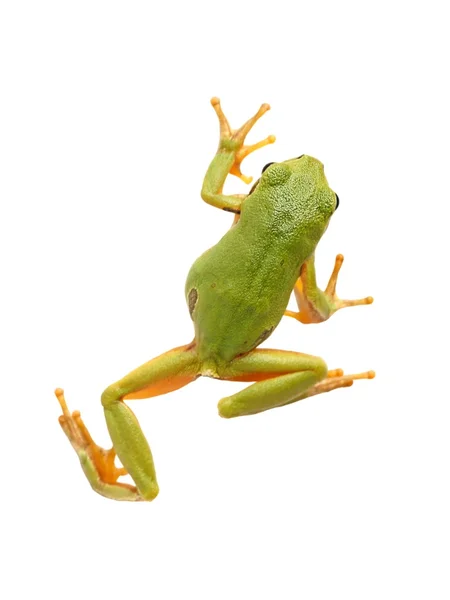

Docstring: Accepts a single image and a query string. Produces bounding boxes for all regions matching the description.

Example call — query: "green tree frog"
[55,98,374,502]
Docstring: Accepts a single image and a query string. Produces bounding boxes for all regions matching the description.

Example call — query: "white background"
[1,1,449,599]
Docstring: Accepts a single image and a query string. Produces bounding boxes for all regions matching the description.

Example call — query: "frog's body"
[55,99,374,502]
[187,156,332,372]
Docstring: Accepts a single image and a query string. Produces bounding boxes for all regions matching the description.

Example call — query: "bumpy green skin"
[186,156,337,374]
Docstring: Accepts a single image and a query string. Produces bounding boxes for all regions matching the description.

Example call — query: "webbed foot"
[325,254,373,311]
[210,97,275,184]
[55,388,140,500]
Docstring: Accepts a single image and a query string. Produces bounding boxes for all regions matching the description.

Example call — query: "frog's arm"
[201,98,275,214]
[285,254,373,324]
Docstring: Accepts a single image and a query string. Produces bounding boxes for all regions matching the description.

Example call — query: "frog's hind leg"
[217,348,374,418]
[56,343,200,501]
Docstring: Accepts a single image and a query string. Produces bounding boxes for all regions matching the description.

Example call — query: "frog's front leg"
[56,344,200,501]
[201,97,275,213]
[285,254,373,324]
[217,348,374,418]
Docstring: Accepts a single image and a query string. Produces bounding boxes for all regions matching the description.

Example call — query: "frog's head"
[257,155,339,244]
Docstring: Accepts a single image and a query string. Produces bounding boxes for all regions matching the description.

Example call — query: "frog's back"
[186,186,317,368]
[185,156,336,370]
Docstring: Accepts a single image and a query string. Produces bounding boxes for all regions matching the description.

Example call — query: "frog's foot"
[55,388,139,500]
[211,97,275,184]
[325,254,374,311]
[297,370,376,401]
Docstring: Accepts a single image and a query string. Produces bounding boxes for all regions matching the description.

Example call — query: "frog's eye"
[261,162,274,173]
[335,194,340,210]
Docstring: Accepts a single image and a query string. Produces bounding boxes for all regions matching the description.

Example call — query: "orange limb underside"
[124,375,198,400]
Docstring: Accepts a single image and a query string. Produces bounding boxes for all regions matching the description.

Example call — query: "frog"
[55,98,374,502]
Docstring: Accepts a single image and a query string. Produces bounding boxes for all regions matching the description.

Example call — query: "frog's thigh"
[218,349,328,418]
[101,344,199,499]
[105,344,200,401]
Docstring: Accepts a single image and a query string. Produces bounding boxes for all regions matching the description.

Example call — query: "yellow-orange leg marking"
[285,279,323,324]
[124,374,199,400]
[228,368,344,383]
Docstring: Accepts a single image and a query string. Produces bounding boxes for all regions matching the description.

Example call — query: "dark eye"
[262,162,274,173]
[335,194,340,210]
[297,155,304,159]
